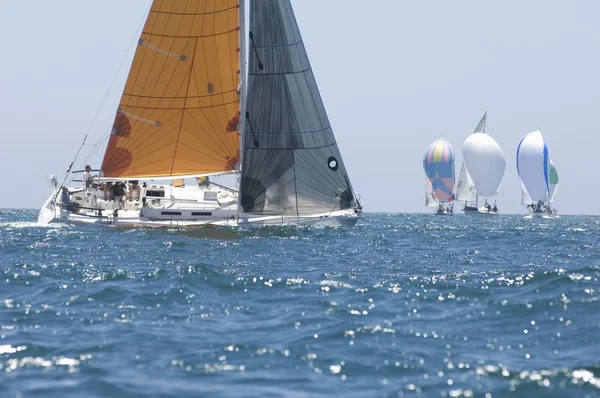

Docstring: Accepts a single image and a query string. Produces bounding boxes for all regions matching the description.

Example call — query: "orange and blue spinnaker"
[423,138,455,202]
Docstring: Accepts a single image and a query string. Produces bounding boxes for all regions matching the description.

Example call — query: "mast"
[237,0,248,191]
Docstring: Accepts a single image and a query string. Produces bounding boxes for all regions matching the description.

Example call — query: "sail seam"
[123,89,237,100]
[151,5,238,16]
[250,67,311,76]
[253,40,303,49]
[143,28,238,39]
[251,127,331,136]
[246,143,338,151]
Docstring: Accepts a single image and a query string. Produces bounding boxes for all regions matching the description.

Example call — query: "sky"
[1,0,599,214]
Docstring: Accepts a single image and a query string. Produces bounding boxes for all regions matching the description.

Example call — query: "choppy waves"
[0,210,599,397]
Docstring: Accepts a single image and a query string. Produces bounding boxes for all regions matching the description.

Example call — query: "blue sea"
[1,210,599,398]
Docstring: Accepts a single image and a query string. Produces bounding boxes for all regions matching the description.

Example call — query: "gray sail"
[239,0,355,216]
[473,111,487,134]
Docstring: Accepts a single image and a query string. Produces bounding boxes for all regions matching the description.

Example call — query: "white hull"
[525,211,559,220]
[38,183,360,228]
[463,207,499,216]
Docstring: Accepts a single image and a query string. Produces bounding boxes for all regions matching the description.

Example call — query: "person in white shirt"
[82,165,93,188]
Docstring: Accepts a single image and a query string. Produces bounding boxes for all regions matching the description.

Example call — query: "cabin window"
[161,211,181,216]
[146,190,165,197]
[192,212,212,216]
[204,191,218,201]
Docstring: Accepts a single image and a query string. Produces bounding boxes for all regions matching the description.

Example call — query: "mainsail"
[516,130,550,202]
[101,0,241,179]
[520,183,532,205]
[238,0,355,216]
[425,180,439,207]
[455,163,477,204]
[462,112,506,198]
[473,112,486,134]
[423,138,455,203]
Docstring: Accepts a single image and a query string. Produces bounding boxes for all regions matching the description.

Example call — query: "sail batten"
[101,0,241,179]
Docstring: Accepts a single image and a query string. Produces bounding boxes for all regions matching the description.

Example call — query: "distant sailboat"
[455,163,477,209]
[516,129,557,218]
[520,155,559,218]
[457,112,506,215]
[423,137,455,215]
[38,0,361,227]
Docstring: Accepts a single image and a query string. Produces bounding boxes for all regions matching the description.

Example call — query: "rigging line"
[82,134,110,165]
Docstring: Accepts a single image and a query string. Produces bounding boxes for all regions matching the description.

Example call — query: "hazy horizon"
[2,0,598,215]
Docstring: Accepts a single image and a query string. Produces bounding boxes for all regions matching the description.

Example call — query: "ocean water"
[0,210,599,398]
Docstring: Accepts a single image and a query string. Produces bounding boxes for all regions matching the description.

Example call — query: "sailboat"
[423,137,455,215]
[456,112,506,215]
[516,129,557,218]
[520,156,559,218]
[38,0,361,228]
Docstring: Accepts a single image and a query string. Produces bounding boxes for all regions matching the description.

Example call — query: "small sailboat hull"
[463,207,499,216]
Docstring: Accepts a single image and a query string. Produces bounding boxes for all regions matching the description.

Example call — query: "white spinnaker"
[455,163,477,203]
[516,130,550,202]
[463,133,506,197]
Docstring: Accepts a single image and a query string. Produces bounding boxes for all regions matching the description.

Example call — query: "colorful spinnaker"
[423,137,455,203]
